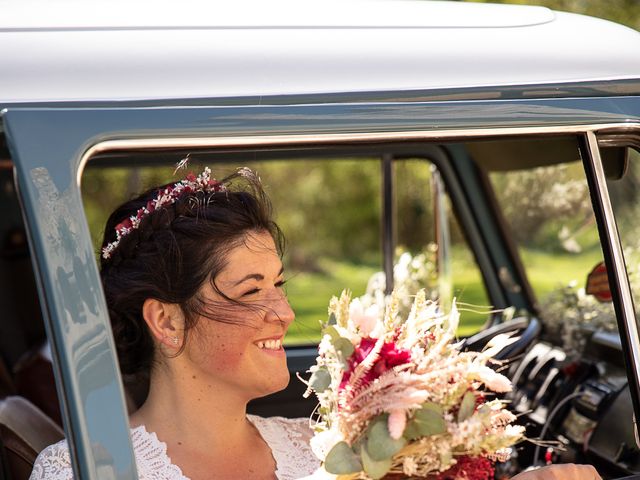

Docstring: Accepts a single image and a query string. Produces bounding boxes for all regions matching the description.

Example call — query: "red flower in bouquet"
[340,338,412,390]
[434,456,495,480]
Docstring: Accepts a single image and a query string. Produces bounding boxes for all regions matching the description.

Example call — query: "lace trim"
[29,440,73,480]
[30,417,320,480]
[248,415,320,480]
[131,425,188,480]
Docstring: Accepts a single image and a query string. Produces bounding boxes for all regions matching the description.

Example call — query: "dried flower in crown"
[102,167,229,260]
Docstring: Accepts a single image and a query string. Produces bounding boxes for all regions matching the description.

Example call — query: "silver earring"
[172,337,179,345]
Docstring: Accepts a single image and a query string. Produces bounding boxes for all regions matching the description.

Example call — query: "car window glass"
[606,147,640,323]
[484,140,611,353]
[394,159,488,336]
[82,157,381,346]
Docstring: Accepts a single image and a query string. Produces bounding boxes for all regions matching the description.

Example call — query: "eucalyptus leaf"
[323,325,341,342]
[477,403,491,415]
[420,402,444,414]
[332,337,355,360]
[458,391,476,422]
[411,408,446,436]
[309,368,332,393]
[361,443,393,479]
[402,420,422,440]
[324,441,362,474]
[366,416,406,461]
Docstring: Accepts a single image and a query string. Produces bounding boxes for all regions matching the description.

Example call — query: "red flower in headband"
[102,167,226,260]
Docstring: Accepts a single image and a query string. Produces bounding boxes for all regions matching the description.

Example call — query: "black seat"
[0,396,64,480]
[13,346,61,427]
[0,357,15,401]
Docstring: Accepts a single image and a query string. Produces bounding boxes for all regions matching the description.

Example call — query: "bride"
[31,167,600,479]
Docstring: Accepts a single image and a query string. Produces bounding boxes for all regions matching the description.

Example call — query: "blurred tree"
[466,0,640,30]
[82,160,383,269]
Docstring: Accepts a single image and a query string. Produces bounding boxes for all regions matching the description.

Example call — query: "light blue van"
[2,1,640,478]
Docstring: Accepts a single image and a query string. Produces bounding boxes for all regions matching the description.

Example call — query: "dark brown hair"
[99,169,284,377]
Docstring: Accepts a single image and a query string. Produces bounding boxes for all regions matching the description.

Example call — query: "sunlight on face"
[185,230,295,400]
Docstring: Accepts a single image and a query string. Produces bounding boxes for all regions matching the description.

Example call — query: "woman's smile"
[253,336,285,353]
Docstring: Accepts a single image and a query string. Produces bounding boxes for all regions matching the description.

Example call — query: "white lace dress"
[29,415,321,480]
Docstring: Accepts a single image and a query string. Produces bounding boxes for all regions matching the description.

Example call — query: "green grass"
[450,247,491,337]
[284,246,604,345]
[284,258,378,344]
[519,246,603,301]
[284,248,492,344]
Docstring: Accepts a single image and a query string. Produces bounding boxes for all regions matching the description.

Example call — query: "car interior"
[1,133,640,479]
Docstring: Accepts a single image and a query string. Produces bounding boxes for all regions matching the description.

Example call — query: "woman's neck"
[130,364,254,453]
[130,363,277,479]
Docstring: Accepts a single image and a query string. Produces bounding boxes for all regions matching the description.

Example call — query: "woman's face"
[184,230,294,400]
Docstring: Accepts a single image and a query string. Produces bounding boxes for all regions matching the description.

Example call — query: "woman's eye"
[242,288,261,297]
[275,279,287,288]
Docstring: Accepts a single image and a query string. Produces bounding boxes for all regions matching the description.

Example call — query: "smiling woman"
[29,167,320,480]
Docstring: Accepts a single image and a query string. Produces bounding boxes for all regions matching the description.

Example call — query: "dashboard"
[508,330,640,478]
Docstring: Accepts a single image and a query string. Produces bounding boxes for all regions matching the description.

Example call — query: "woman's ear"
[142,298,185,350]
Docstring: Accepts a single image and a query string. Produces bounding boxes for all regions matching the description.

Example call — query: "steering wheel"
[460,316,541,360]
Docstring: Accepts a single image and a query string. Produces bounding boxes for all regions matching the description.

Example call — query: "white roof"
[1,0,640,104]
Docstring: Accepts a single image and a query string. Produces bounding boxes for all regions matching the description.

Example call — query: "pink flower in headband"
[101,167,226,260]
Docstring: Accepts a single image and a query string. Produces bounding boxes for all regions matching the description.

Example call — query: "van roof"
[2,0,640,104]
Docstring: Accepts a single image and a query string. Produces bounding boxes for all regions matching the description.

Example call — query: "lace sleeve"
[29,440,74,480]
[249,415,321,480]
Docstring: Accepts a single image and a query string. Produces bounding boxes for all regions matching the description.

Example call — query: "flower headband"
[101,167,227,260]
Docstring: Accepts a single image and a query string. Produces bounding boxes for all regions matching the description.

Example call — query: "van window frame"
[4,99,639,478]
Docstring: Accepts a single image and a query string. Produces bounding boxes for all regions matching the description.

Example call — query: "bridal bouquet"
[304,290,524,480]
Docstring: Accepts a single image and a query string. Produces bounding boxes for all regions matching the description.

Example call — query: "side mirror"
[601,146,629,180]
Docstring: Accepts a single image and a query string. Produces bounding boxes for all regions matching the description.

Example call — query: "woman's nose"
[265,292,295,327]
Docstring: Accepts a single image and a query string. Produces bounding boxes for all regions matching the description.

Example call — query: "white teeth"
[256,339,282,350]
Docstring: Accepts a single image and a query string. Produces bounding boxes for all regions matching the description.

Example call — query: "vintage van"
[2,0,640,478]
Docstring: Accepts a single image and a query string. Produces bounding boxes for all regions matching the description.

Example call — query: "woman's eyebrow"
[232,266,284,286]
[233,273,263,286]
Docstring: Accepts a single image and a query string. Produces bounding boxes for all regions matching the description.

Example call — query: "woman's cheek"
[202,334,250,372]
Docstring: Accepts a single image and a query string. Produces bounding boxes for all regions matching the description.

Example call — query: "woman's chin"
[253,369,291,399]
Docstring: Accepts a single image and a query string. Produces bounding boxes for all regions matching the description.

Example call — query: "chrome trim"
[381,154,395,295]
[584,130,640,445]
[432,165,452,309]
[77,122,640,185]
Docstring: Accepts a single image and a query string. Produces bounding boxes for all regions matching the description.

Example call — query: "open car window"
[82,153,490,346]
[82,158,383,347]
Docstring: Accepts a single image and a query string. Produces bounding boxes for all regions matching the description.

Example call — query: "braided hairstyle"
[99,169,284,378]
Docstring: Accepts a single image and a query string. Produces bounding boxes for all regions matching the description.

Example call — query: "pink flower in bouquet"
[349,298,379,337]
[388,408,407,440]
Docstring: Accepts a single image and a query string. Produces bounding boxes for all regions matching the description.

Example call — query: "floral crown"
[101,166,228,260]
